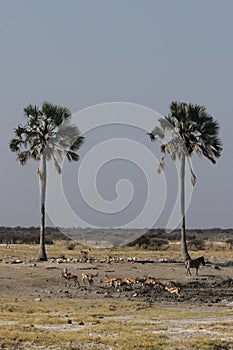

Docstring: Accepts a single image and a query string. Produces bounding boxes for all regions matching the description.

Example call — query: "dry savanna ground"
[0,241,233,350]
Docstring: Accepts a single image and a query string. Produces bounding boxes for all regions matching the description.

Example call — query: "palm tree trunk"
[180,153,191,261]
[38,150,47,261]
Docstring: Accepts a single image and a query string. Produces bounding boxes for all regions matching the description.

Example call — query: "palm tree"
[148,101,222,260]
[9,102,84,261]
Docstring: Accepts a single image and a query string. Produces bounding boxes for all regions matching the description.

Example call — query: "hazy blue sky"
[1,0,233,229]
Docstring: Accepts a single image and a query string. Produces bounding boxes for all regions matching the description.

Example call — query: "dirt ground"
[1,255,233,306]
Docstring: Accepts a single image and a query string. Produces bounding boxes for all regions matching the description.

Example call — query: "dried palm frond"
[187,157,197,186]
[157,157,165,174]
[191,171,197,186]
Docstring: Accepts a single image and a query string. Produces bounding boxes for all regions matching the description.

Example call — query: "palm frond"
[53,156,62,174]
[148,124,165,141]
[157,157,165,174]
[187,157,197,186]
[160,116,175,130]
[66,151,79,162]
[70,135,84,151]
[24,104,40,119]
[147,132,156,141]
[9,138,22,152]
[41,102,72,127]
[31,148,41,161]
[191,171,197,186]
[160,144,166,153]
[54,148,63,162]
[15,126,26,138]
[17,151,31,165]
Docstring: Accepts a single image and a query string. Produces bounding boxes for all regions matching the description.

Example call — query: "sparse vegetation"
[66,241,77,250]
[1,237,233,349]
[188,238,206,251]
[0,296,232,349]
[1,238,233,262]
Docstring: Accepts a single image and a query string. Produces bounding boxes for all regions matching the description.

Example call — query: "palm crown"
[148,101,222,183]
[9,102,84,172]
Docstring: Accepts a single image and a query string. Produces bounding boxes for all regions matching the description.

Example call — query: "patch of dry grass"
[1,242,233,349]
[0,296,233,349]
[1,240,233,263]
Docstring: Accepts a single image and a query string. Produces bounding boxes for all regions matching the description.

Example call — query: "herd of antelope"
[61,268,181,297]
[102,275,181,297]
[60,256,206,299]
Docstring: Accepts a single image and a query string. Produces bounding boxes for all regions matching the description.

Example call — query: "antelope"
[185,256,205,276]
[61,268,79,287]
[135,276,147,286]
[124,277,137,286]
[103,278,116,287]
[123,276,148,287]
[166,280,178,288]
[113,278,126,288]
[103,277,124,288]
[82,272,98,285]
[145,277,160,286]
[165,286,180,297]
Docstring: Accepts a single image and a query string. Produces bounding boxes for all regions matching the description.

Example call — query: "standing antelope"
[82,272,98,285]
[103,278,116,287]
[61,268,79,287]
[185,256,205,276]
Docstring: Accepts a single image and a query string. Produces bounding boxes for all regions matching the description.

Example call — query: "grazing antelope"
[135,277,147,284]
[165,286,180,297]
[185,256,205,276]
[123,276,148,287]
[103,278,116,287]
[124,277,137,286]
[61,268,79,287]
[103,277,124,288]
[113,278,126,288]
[135,276,147,287]
[82,272,98,285]
[166,280,178,288]
[145,277,160,286]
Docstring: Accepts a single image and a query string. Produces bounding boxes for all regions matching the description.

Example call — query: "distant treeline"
[0,227,68,244]
[127,228,233,249]
[0,226,232,245]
